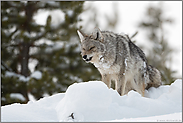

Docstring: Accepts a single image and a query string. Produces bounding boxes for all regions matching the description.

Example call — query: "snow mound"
[56,80,182,122]
[56,81,112,121]
[1,79,182,122]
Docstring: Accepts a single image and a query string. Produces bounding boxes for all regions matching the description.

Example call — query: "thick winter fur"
[77,28,162,96]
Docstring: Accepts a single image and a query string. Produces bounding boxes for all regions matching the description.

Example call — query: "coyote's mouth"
[85,56,93,62]
[82,55,93,62]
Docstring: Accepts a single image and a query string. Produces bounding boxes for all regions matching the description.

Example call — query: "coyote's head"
[77,28,105,63]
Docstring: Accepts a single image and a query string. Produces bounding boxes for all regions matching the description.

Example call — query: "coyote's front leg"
[117,73,126,96]
[102,74,111,88]
[116,67,127,96]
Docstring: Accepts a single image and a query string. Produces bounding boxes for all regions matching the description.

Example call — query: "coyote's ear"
[93,28,104,42]
[77,30,86,42]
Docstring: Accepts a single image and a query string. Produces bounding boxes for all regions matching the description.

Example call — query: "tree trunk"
[20,43,30,77]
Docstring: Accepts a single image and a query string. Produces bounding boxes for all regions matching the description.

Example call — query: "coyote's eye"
[82,48,85,50]
[89,46,95,50]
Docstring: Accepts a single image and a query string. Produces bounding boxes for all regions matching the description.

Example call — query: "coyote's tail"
[146,65,162,90]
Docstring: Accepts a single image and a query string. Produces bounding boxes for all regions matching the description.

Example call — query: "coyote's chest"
[94,62,120,75]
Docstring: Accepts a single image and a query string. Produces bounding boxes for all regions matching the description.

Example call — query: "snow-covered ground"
[1,79,182,122]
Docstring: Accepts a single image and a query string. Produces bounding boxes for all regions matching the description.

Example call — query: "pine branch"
[9,27,19,38]
[1,61,12,72]
[31,30,48,43]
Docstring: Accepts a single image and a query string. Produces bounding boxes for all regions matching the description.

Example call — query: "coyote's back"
[77,28,162,96]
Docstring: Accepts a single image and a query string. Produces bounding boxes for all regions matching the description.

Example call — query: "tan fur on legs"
[142,83,145,97]
[102,74,111,88]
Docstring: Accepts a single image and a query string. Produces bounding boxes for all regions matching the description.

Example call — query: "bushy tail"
[146,65,162,90]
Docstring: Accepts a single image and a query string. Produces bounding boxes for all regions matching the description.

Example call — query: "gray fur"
[77,28,162,96]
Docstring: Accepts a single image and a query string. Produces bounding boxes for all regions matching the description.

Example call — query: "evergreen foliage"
[1,1,100,106]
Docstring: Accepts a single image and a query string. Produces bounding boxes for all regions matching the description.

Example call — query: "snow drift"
[1,79,182,122]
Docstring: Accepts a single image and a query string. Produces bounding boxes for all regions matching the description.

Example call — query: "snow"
[67,10,74,17]
[30,71,42,80]
[46,1,59,7]
[123,58,128,75]
[10,93,26,101]
[4,70,42,82]
[28,93,37,102]
[45,41,64,53]
[109,112,182,122]
[5,71,30,82]
[34,9,65,27]
[1,79,182,122]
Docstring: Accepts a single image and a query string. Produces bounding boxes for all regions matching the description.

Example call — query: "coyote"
[77,28,162,96]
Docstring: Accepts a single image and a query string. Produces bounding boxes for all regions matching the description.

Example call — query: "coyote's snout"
[82,55,93,62]
[77,28,162,96]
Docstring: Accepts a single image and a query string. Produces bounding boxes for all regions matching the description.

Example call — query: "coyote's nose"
[83,55,87,59]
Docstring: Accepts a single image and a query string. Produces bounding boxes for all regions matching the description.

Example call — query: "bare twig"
[130,31,138,39]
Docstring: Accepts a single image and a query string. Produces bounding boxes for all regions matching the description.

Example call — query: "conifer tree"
[1,1,101,106]
[138,3,176,85]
